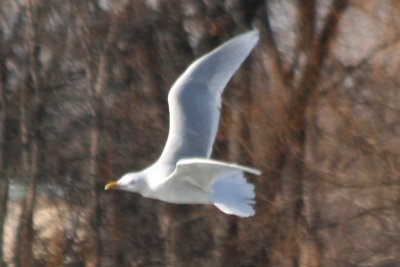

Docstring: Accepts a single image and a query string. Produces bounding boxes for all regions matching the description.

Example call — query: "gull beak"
[105,181,118,190]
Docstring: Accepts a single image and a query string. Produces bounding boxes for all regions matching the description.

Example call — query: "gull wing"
[157,30,259,165]
[164,158,261,191]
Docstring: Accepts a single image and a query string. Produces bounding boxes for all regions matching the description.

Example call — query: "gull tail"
[171,158,260,217]
[211,167,260,217]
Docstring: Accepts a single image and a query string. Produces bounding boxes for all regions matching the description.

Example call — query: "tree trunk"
[16,1,43,266]
[75,4,112,264]
[15,77,31,267]
[18,144,38,267]
[83,56,102,267]
[0,43,9,267]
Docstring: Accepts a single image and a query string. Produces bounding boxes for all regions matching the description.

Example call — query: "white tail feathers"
[170,158,260,217]
[211,171,256,217]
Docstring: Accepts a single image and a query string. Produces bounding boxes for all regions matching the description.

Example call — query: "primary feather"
[159,29,260,165]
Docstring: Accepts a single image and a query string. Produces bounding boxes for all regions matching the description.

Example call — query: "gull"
[105,29,261,217]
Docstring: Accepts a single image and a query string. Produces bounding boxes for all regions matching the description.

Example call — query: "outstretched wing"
[157,30,259,165]
[165,158,261,191]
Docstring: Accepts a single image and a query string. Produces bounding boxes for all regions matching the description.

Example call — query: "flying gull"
[105,30,261,217]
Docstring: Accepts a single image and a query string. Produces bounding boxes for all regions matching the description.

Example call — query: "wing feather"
[157,30,259,165]
[164,158,261,191]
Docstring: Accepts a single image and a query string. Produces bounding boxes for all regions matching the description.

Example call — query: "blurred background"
[0,0,399,266]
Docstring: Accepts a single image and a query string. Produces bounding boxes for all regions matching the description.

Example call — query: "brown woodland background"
[0,0,400,266]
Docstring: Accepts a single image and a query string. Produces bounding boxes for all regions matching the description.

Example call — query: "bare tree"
[249,1,350,266]
[74,5,103,267]
[15,1,43,266]
[0,32,9,267]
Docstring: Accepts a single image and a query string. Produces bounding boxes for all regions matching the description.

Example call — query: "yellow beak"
[105,181,118,190]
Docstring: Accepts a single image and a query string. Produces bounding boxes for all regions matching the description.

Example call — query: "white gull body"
[106,30,261,217]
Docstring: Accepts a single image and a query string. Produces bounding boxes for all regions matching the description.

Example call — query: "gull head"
[104,172,146,193]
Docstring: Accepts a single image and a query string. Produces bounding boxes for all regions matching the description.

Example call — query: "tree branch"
[297,0,349,100]
[254,1,287,87]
